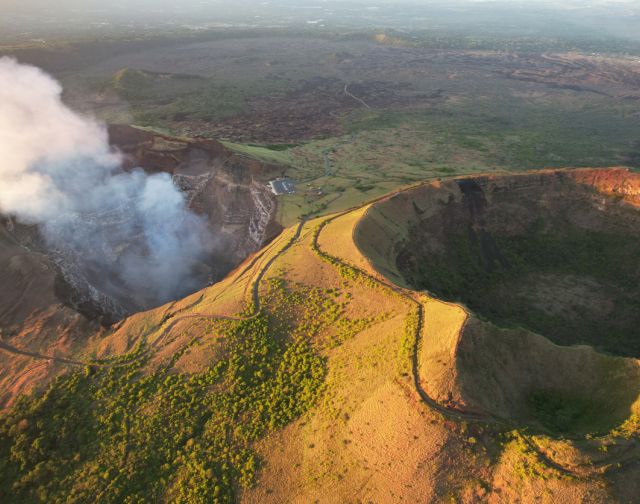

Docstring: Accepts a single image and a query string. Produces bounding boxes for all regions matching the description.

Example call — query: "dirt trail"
[344,82,371,110]
[0,338,85,366]
[312,205,640,477]
[150,218,306,349]
[0,219,307,367]
[311,212,487,425]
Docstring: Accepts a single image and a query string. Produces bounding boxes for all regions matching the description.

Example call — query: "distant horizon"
[2,0,640,45]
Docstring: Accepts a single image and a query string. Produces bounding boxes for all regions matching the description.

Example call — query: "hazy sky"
[2,0,640,42]
[3,0,638,7]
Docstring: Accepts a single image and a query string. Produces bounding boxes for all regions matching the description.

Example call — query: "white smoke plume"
[0,57,212,313]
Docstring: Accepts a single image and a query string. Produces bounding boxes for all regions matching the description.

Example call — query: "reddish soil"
[572,166,640,206]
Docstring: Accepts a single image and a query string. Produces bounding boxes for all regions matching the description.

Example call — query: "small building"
[268,178,296,195]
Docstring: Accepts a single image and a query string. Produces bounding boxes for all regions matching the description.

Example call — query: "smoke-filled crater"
[0,59,281,325]
[358,169,640,357]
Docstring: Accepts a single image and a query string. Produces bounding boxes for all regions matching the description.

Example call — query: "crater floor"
[394,170,640,357]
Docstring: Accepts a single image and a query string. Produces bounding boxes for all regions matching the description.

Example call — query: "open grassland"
[14,31,636,225]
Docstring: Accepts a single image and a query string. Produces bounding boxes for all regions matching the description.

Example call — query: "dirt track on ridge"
[0,220,307,368]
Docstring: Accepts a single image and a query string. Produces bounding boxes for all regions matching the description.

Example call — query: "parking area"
[269,178,296,195]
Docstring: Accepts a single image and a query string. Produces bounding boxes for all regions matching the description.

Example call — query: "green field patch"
[527,390,611,435]
[0,312,324,502]
[220,141,293,166]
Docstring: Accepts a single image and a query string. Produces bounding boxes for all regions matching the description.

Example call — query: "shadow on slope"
[355,168,640,436]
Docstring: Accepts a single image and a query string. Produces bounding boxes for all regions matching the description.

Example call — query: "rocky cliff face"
[571,167,640,207]
[0,126,285,336]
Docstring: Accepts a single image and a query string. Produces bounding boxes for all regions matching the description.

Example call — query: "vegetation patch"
[0,312,325,503]
[502,430,563,481]
[527,390,607,435]
[263,275,385,350]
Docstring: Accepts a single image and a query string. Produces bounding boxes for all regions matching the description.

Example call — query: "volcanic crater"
[376,168,640,356]
[0,125,285,343]
[356,168,640,434]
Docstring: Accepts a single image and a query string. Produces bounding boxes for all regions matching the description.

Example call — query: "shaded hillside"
[355,167,640,434]
[392,169,640,356]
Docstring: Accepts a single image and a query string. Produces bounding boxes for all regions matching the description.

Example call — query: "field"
[7,31,640,224]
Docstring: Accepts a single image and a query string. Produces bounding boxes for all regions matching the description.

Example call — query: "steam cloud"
[0,57,212,311]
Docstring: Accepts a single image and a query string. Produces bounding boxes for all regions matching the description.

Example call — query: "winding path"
[150,219,306,349]
[344,82,371,110]
[0,338,86,366]
[311,208,639,477]
[0,219,307,367]
[311,212,487,424]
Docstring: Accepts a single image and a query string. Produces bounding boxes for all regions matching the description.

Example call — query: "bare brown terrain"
[502,53,640,99]
[11,34,634,147]
[190,76,447,142]
[122,46,640,143]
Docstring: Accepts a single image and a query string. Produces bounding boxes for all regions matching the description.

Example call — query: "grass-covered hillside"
[2,169,640,502]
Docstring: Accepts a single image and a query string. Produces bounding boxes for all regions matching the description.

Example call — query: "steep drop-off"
[0,126,285,353]
[400,169,640,357]
[359,168,640,356]
[356,167,640,433]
